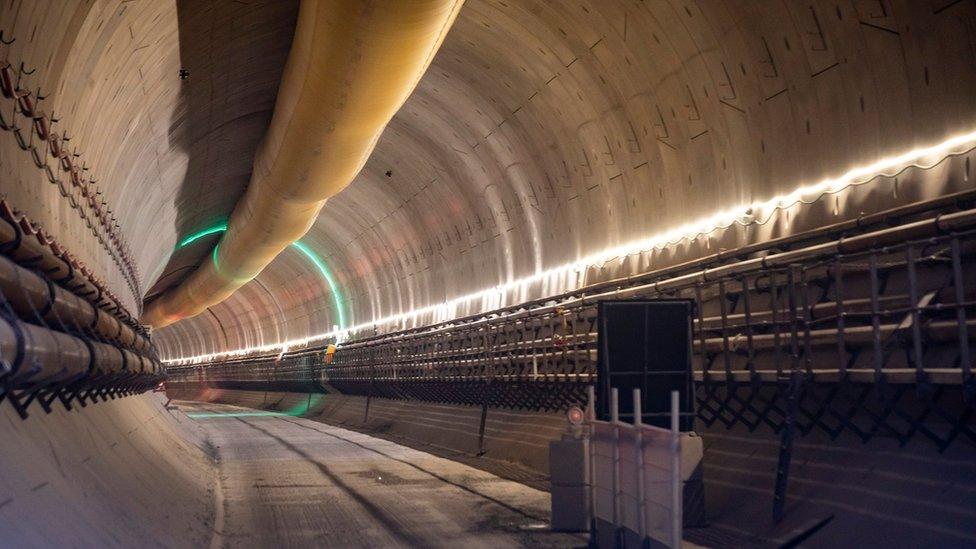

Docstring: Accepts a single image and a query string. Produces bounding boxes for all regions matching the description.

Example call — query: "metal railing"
[169,206,976,455]
[168,202,976,522]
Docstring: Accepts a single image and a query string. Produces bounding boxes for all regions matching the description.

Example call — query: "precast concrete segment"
[151,0,976,361]
[0,395,214,546]
[182,400,585,548]
[4,0,976,361]
[0,57,141,306]
[0,1,301,316]
[142,0,465,328]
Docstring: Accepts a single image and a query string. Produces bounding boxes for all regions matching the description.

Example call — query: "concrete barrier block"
[549,437,589,485]
[550,484,590,532]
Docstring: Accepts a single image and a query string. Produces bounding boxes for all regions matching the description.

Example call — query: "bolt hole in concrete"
[182,401,587,548]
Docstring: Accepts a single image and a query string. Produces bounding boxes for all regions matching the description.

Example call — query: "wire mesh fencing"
[170,220,975,453]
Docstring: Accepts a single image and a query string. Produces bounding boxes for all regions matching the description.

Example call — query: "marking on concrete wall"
[805,6,829,51]
[759,37,779,78]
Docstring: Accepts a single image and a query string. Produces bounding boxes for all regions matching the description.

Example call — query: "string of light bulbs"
[164,129,976,366]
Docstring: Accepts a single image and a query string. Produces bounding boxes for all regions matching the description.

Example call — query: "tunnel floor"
[179,401,586,548]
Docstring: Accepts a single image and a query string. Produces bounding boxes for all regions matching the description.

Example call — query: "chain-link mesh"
[170,222,975,451]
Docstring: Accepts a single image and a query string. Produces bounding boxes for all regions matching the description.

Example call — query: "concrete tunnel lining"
[1,0,976,546]
[148,0,976,360]
[2,0,974,358]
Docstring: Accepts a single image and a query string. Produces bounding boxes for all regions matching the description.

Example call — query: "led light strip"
[162,223,347,329]
[178,222,229,247]
[164,129,976,366]
[291,240,347,330]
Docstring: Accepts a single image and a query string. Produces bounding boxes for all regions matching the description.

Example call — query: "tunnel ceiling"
[2,1,975,360]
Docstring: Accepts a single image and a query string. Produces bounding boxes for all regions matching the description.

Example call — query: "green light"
[174,225,346,331]
[185,396,322,419]
[177,222,228,248]
[282,393,324,416]
[290,240,347,330]
[186,411,284,419]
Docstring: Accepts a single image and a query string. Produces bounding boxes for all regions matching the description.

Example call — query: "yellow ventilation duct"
[143,0,464,328]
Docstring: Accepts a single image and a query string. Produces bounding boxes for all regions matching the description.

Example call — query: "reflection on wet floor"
[181,401,586,548]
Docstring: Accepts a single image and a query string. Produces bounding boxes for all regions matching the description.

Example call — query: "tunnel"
[1,0,975,547]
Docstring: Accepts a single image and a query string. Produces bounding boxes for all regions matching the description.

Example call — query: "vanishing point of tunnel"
[1,1,975,547]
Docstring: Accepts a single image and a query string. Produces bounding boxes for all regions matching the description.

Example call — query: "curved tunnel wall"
[0,395,214,546]
[1,0,973,368]
[0,0,297,317]
[0,1,975,545]
[150,0,976,359]
[0,1,292,537]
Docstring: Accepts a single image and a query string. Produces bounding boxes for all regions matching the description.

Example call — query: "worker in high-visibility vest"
[324,344,337,364]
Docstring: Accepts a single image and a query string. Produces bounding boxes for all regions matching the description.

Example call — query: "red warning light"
[567,406,585,425]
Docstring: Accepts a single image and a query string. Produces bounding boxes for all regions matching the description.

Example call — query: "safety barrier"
[171,206,976,453]
[168,196,976,522]
[588,387,684,548]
